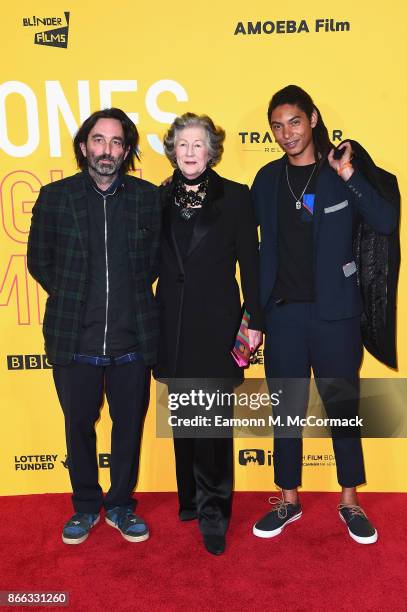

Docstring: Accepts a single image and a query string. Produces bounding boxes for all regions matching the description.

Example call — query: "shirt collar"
[83,169,124,196]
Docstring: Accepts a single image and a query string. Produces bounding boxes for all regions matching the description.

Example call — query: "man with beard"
[28,108,160,544]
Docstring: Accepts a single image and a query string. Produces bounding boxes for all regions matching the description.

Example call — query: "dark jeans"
[53,360,150,513]
[265,301,366,490]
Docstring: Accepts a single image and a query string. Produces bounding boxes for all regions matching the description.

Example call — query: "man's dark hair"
[267,85,332,160]
[73,107,140,173]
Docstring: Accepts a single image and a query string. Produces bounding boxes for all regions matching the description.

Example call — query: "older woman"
[155,113,263,555]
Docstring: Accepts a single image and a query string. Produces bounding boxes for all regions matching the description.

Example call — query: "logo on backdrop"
[238,130,343,154]
[234,19,351,36]
[22,12,70,48]
[238,449,336,467]
[61,454,111,469]
[7,355,52,370]
[239,449,267,465]
[250,348,264,365]
[303,453,336,467]
[13,453,111,472]
[15,454,58,471]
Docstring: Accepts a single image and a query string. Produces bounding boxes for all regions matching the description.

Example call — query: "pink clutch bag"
[231,310,251,367]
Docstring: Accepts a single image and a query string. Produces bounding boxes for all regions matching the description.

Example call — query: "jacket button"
[177,274,185,283]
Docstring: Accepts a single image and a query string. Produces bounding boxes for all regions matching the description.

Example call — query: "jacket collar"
[83,168,125,196]
[68,171,139,261]
[162,168,223,265]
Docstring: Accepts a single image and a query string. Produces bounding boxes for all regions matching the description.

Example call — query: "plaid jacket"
[27,172,160,366]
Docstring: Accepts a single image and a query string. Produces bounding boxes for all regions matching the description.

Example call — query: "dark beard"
[88,154,124,176]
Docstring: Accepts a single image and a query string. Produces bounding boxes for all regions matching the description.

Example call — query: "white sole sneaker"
[339,512,378,544]
[62,514,100,544]
[105,516,149,542]
[253,511,302,539]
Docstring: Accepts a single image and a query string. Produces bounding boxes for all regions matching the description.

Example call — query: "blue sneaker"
[62,512,100,544]
[105,507,149,542]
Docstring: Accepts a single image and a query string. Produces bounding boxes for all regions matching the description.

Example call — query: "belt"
[73,352,142,366]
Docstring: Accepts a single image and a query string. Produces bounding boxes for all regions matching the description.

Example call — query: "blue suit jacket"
[251,157,397,321]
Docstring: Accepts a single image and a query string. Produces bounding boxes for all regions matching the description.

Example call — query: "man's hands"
[328,141,354,181]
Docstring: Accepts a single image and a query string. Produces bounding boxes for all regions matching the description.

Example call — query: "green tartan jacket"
[27,172,160,366]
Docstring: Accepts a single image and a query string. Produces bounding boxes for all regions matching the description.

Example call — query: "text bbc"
[7,355,52,370]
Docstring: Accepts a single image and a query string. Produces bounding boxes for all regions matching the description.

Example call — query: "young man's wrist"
[337,162,354,181]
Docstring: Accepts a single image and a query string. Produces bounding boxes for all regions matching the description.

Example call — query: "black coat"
[349,140,401,369]
[154,169,263,381]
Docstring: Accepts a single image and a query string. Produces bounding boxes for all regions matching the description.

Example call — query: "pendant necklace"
[285,162,317,210]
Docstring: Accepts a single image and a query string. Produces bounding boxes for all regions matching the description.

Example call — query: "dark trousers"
[264,301,366,490]
[173,437,233,536]
[170,382,233,536]
[53,360,150,514]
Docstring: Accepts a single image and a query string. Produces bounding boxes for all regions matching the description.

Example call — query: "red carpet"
[0,492,406,611]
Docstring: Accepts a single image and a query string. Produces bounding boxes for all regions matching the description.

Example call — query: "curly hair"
[163,112,225,168]
[73,107,140,173]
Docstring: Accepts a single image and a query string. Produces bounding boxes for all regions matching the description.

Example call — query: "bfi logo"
[238,449,273,466]
[7,354,52,370]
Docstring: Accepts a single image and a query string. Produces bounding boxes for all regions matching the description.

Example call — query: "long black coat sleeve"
[234,185,264,331]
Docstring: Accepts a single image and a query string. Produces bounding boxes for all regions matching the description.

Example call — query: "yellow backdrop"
[0,0,405,495]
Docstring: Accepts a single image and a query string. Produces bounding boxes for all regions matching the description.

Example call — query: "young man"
[27,108,160,544]
[251,85,398,544]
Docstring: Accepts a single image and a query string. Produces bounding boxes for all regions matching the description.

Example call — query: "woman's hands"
[248,329,263,353]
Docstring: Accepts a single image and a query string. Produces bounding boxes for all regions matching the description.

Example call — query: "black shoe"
[179,509,198,521]
[253,496,302,538]
[203,534,225,555]
[338,504,378,544]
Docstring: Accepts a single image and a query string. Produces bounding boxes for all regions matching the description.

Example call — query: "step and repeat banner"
[1,1,406,495]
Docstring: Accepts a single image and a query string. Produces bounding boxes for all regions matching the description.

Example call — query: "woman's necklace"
[174,175,208,220]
